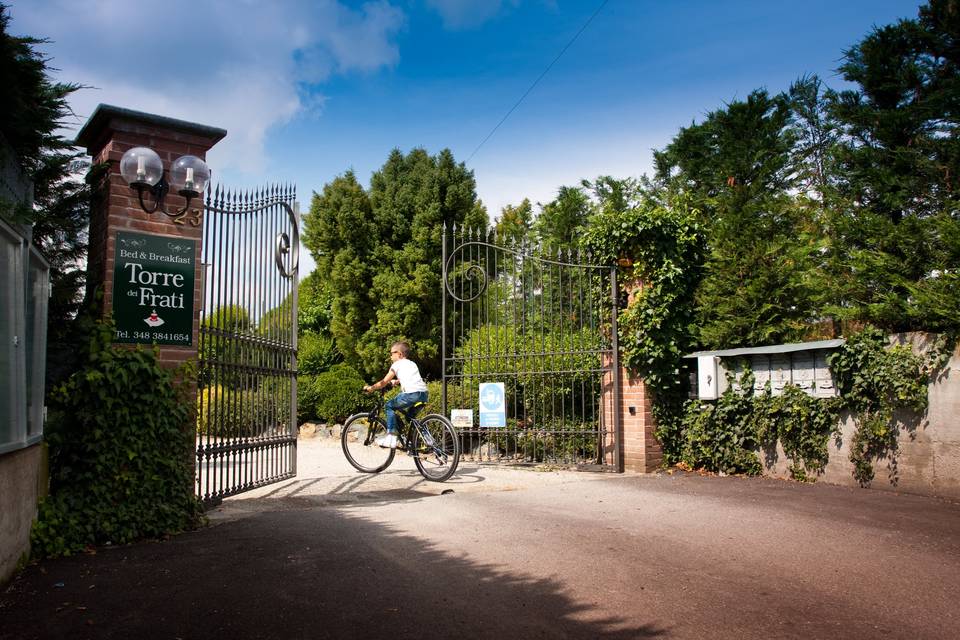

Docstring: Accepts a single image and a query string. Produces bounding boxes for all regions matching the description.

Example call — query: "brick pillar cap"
[74,104,227,155]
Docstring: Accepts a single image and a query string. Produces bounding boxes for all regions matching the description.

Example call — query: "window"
[26,246,49,441]
[0,219,47,454]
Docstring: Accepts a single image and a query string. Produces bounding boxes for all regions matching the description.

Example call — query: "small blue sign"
[479,382,506,428]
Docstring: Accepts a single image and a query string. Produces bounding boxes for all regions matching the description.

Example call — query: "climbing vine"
[582,193,954,483]
[671,329,953,483]
[31,319,202,558]
[582,194,705,463]
[751,383,843,481]
[676,367,843,480]
[678,375,761,476]
[828,328,953,484]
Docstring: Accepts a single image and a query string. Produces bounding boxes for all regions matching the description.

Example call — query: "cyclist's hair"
[391,341,410,357]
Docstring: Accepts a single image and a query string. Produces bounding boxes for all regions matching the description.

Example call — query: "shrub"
[197,385,249,436]
[298,331,341,375]
[197,379,291,437]
[309,363,366,423]
[680,389,762,476]
[422,380,448,416]
[297,375,321,424]
[32,320,202,558]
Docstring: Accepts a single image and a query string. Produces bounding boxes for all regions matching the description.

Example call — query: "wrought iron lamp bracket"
[131,176,200,218]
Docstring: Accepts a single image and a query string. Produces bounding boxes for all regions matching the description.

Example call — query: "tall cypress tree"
[303,149,487,379]
[824,0,960,331]
[654,90,818,348]
[0,6,91,385]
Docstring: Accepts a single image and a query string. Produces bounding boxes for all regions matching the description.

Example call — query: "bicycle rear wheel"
[342,414,395,473]
[413,414,460,482]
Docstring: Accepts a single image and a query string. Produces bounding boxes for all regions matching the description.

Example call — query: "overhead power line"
[466,0,610,164]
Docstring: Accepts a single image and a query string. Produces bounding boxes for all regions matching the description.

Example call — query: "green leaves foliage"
[827,327,939,483]
[297,270,335,335]
[752,385,843,481]
[668,328,948,483]
[1,8,95,388]
[298,331,342,376]
[0,6,81,175]
[680,396,762,476]
[830,5,959,223]
[584,195,704,395]
[533,185,591,252]
[654,89,795,202]
[31,320,202,558]
[454,323,603,423]
[298,363,366,424]
[618,3,958,476]
[493,198,533,245]
[303,149,487,379]
[677,381,842,480]
[654,88,822,349]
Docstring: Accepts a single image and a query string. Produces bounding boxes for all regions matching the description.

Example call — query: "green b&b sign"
[112,231,196,346]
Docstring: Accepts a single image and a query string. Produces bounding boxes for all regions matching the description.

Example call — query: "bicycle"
[341,389,461,482]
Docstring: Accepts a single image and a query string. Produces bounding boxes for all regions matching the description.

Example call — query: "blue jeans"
[385,391,428,434]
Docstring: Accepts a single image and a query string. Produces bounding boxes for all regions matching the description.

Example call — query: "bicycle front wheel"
[413,414,461,482]
[342,414,395,473]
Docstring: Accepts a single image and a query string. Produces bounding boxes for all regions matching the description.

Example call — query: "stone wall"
[761,334,960,500]
[0,446,44,585]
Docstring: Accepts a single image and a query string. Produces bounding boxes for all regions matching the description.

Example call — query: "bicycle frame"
[362,392,448,462]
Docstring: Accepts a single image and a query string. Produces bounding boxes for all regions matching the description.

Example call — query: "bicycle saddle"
[403,401,427,419]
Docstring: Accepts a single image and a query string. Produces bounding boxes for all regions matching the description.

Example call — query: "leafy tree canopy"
[0,5,92,385]
[493,198,533,245]
[0,5,78,173]
[297,269,335,335]
[533,185,591,253]
[303,148,487,379]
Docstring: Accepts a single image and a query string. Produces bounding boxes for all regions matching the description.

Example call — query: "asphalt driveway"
[2,438,959,639]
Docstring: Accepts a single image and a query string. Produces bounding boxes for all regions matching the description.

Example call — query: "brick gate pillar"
[601,279,663,473]
[75,104,226,369]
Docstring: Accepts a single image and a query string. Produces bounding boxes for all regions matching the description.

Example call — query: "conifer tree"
[303,149,487,378]
[0,6,91,384]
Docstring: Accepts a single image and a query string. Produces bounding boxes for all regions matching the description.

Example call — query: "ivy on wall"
[828,328,954,483]
[677,367,842,480]
[673,330,953,483]
[580,190,952,485]
[582,194,705,463]
[31,320,202,558]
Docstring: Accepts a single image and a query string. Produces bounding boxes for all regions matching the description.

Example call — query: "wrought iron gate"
[196,184,299,506]
[441,225,620,470]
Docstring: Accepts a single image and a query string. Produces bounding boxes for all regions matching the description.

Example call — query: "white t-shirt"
[390,358,427,393]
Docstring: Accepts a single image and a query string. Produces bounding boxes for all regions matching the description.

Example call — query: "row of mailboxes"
[690,340,844,400]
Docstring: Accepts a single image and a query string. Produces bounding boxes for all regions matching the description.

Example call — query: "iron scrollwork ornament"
[275,201,300,279]
[444,242,490,302]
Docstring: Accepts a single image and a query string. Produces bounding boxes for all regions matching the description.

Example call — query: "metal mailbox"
[687,339,844,400]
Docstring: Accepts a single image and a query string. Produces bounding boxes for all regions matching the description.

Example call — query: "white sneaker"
[375,433,399,449]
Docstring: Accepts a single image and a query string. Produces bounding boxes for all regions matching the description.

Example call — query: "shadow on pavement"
[1,501,668,639]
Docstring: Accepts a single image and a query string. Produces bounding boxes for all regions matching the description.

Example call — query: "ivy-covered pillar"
[75,104,226,369]
[602,279,663,473]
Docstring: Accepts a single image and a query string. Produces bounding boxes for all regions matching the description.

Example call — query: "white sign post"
[450,409,473,430]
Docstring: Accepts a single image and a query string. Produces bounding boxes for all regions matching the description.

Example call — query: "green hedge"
[298,331,341,375]
[32,321,202,558]
[197,379,291,437]
[298,363,366,423]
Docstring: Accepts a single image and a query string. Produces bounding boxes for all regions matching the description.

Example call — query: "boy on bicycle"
[363,341,428,448]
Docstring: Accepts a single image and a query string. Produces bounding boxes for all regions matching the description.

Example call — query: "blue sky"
[10,0,922,275]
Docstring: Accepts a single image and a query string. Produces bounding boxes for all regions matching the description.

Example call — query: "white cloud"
[7,0,405,174]
[425,0,515,30]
